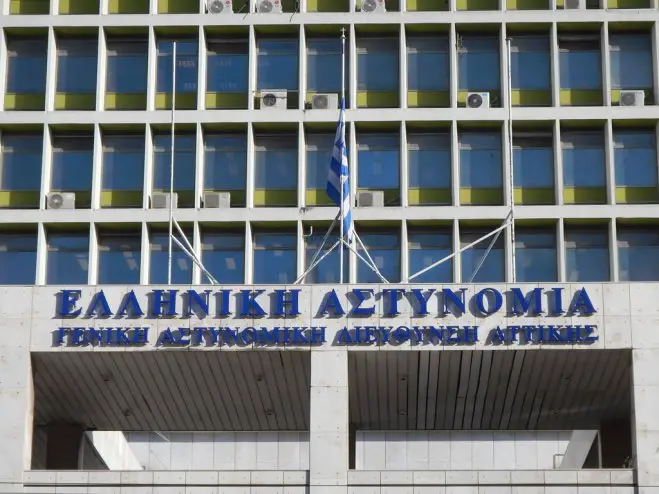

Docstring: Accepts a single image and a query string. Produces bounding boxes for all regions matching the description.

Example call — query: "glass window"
[47,233,89,285]
[460,132,502,188]
[357,38,399,91]
[461,230,505,283]
[357,232,400,283]
[1,134,42,192]
[562,131,606,187]
[307,38,345,93]
[253,232,297,284]
[97,233,141,284]
[515,229,557,282]
[257,39,299,90]
[51,136,94,192]
[407,36,449,91]
[254,135,297,190]
[0,233,37,284]
[157,39,198,93]
[6,39,47,94]
[201,232,244,284]
[408,133,451,190]
[102,135,145,191]
[566,229,609,282]
[358,134,400,190]
[149,231,193,284]
[513,134,554,188]
[510,36,550,90]
[207,40,248,93]
[614,131,657,188]
[306,133,335,191]
[153,134,196,191]
[618,228,659,281]
[106,40,148,94]
[559,37,602,90]
[56,38,98,94]
[610,34,653,89]
[458,36,500,91]
[204,134,247,191]
[409,230,452,283]
[304,233,349,284]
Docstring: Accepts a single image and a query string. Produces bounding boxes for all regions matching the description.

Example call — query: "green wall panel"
[607,0,650,7]
[158,0,198,12]
[306,189,334,206]
[307,0,349,10]
[155,92,197,110]
[55,93,96,111]
[108,0,149,13]
[456,0,498,10]
[407,91,450,108]
[254,190,297,206]
[356,91,399,108]
[514,187,554,205]
[4,93,45,111]
[563,187,607,204]
[10,0,49,14]
[105,93,147,110]
[408,188,452,205]
[460,187,502,205]
[616,186,659,204]
[506,0,547,8]
[206,92,248,109]
[511,90,551,106]
[560,89,602,106]
[407,0,449,9]
[100,191,143,208]
[59,0,98,13]
[0,191,40,208]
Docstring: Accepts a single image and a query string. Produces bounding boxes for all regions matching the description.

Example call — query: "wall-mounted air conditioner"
[311,93,339,110]
[205,0,234,13]
[151,192,178,209]
[466,92,490,109]
[620,90,645,107]
[356,191,384,208]
[256,0,283,12]
[564,0,586,9]
[360,0,386,12]
[47,192,75,210]
[203,192,231,208]
[260,90,287,110]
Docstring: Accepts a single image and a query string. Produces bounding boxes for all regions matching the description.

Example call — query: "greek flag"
[326,99,354,243]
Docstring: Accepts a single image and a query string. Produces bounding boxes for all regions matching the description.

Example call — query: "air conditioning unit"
[256,0,283,12]
[564,0,585,8]
[205,0,233,13]
[203,192,231,208]
[47,192,75,210]
[620,90,645,107]
[466,92,490,109]
[260,90,287,110]
[311,93,339,110]
[360,0,386,12]
[356,191,384,208]
[151,192,178,209]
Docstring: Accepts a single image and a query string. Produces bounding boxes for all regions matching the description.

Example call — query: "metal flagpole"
[167,41,177,286]
[506,37,516,283]
[339,27,346,285]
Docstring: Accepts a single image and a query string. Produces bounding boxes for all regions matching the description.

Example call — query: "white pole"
[167,41,177,286]
[339,27,346,285]
[506,37,516,283]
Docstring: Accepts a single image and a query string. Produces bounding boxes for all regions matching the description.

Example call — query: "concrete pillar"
[45,424,85,470]
[309,349,349,494]
[632,347,659,493]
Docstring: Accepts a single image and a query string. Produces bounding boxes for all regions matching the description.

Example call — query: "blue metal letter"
[317,289,346,316]
[151,290,178,317]
[185,290,211,317]
[351,288,376,316]
[552,287,564,315]
[59,289,82,317]
[442,289,466,315]
[510,288,544,316]
[410,288,435,316]
[85,290,113,317]
[239,290,266,317]
[218,289,232,317]
[116,290,145,317]
[382,289,405,316]
[273,289,301,317]
[569,288,597,315]
[475,288,503,315]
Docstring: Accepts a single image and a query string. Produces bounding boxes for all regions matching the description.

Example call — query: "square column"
[632,347,659,493]
[309,349,349,494]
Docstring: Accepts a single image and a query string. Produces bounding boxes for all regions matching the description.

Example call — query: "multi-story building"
[0,0,658,492]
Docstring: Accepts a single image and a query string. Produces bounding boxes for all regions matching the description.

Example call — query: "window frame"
[457,35,501,92]
[558,35,602,91]
[56,37,99,94]
[156,38,199,94]
[200,231,245,284]
[408,230,453,283]
[97,232,142,284]
[253,231,298,284]
[206,39,249,93]
[407,35,450,92]
[0,233,37,285]
[0,134,43,192]
[561,130,606,188]
[257,38,299,91]
[6,39,47,94]
[46,232,90,285]
[50,134,94,193]
[254,134,298,191]
[357,37,400,92]
[106,39,149,94]
[357,133,401,191]
[102,134,146,192]
[459,131,503,188]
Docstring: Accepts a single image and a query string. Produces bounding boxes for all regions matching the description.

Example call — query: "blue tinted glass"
[0,234,37,284]
[307,39,342,93]
[614,132,657,187]
[511,52,550,90]
[150,233,193,284]
[102,137,144,191]
[357,233,400,283]
[106,45,148,93]
[51,141,93,191]
[358,136,399,189]
[47,234,89,285]
[153,136,196,190]
[409,233,452,283]
[563,148,605,187]
[257,40,299,90]
[461,244,504,282]
[610,35,652,89]
[57,45,98,93]
[254,234,296,284]
[1,136,42,191]
[201,234,244,284]
[559,50,601,89]
[408,52,449,91]
[513,147,553,187]
[254,140,297,189]
[157,40,198,93]
[458,39,500,90]
[566,231,609,282]
[306,134,334,189]
[459,150,502,188]
[207,52,248,92]
[7,42,47,93]
[358,51,398,91]
[618,231,659,281]
[305,234,348,283]
[409,149,451,188]
[205,135,246,190]
[515,232,557,282]
[98,236,141,284]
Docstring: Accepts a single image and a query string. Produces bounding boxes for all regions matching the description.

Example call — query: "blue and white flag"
[326,99,354,243]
